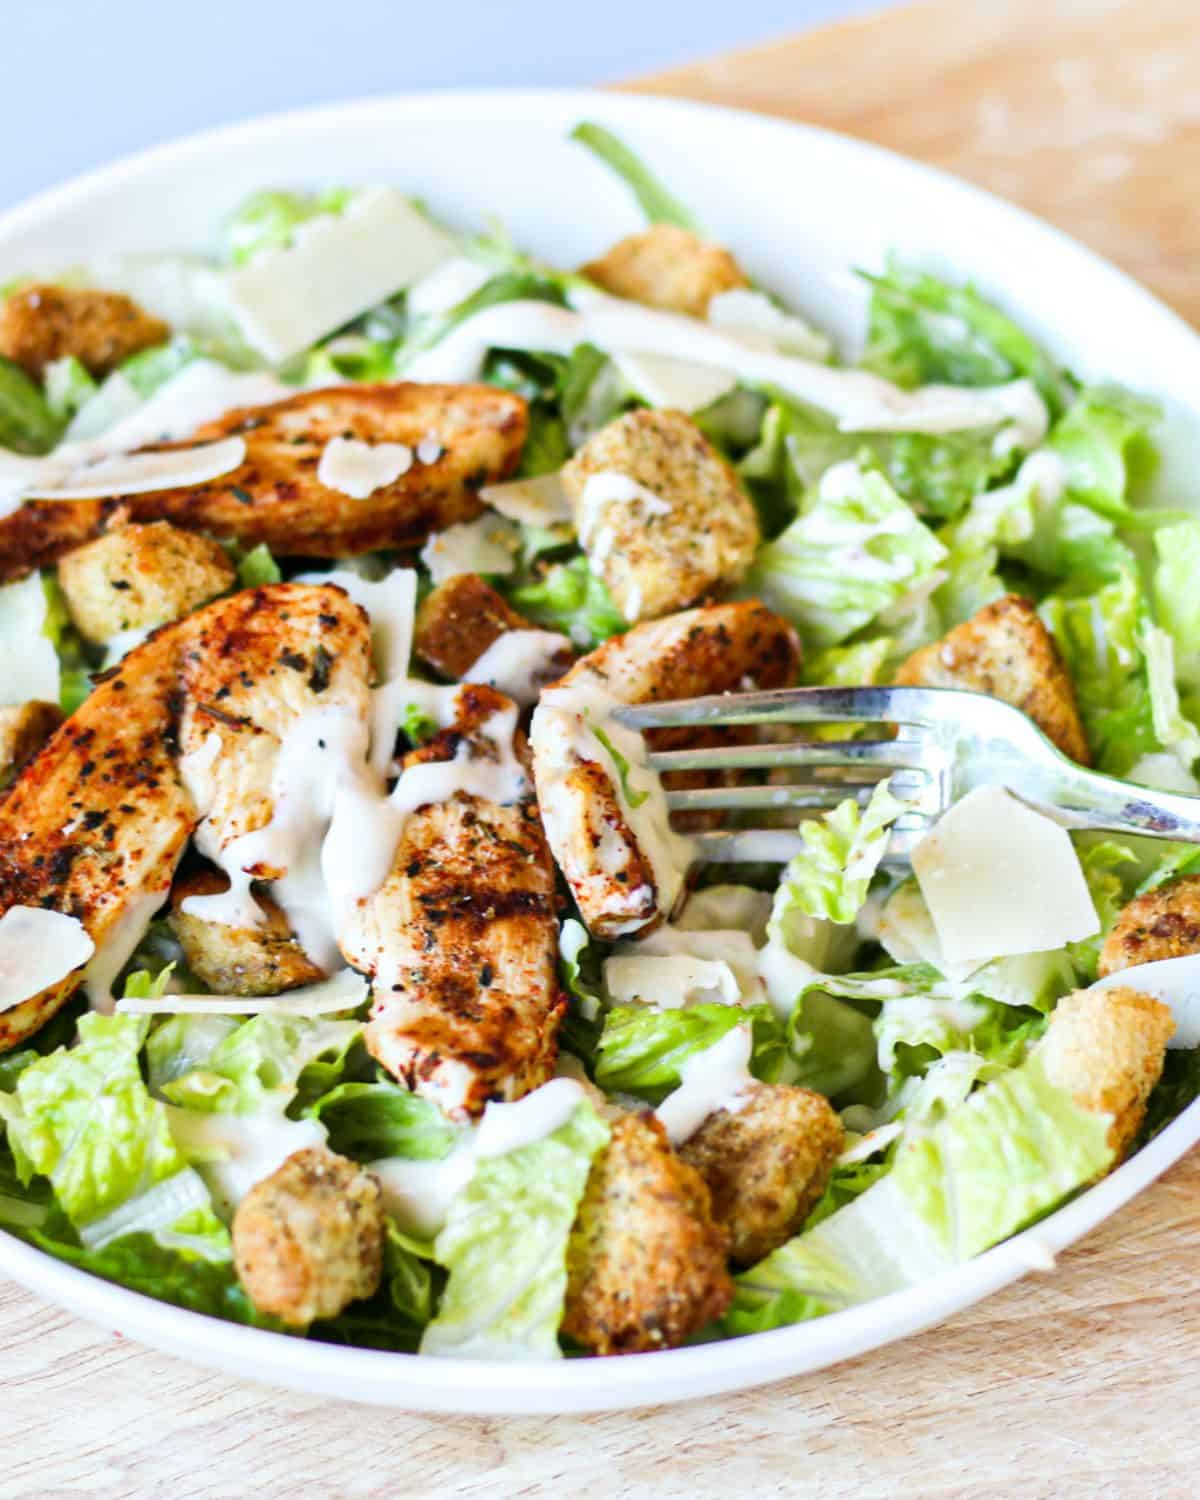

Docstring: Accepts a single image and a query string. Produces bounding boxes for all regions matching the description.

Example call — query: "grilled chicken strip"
[0,382,527,582]
[0,626,194,1050]
[341,684,563,1120]
[532,601,800,939]
[0,582,372,1049]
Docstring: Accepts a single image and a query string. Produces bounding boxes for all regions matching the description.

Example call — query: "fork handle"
[1035,760,1200,843]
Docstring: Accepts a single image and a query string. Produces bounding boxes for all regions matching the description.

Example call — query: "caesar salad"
[0,122,1195,1359]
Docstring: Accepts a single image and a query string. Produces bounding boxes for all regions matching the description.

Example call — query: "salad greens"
[0,120,1196,1364]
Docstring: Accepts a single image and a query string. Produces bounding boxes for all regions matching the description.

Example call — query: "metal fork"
[615,685,1200,865]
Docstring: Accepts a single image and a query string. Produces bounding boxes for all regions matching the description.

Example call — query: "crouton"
[1098,875,1200,979]
[413,571,573,688]
[0,284,168,379]
[57,521,235,643]
[581,224,749,319]
[561,1112,732,1354]
[895,593,1090,763]
[0,700,62,785]
[561,408,759,623]
[1039,987,1174,1158]
[679,1083,844,1265]
[167,867,326,996]
[232,1147,385,1327]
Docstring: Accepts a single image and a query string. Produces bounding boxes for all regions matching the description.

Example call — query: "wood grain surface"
[7,2,1200,1495]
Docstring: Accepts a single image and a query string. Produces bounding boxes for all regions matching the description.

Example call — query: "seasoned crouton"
[57,521,235,643]
[0,700,62,785]
[167,867,326,996]
[0,284,168,379]
[232,1147,385,1327]
[561,1112,732,1354]
[581,224,749,318]
[561,408,759,623]
[679,1082,844,1265]
[413,572,574,695]
[895,593,1090,763]
[1098,875,1200,978]
[1039,987,1174,1158]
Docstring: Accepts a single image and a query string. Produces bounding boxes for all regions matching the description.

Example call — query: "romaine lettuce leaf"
[858,260,1070,413]
[1152,520,1200,691]
[421,1102,609,1359]
[747,463,946,648]
[223,187,354,268]
[727,1049,1113,1330]
[0,355,63,454]
[506,555,626,649]
[309,1080,459,1162]
[594,1003,786,1102]
[1045,384,1160,523]
[772,780,909,927]
[569,122,699,231]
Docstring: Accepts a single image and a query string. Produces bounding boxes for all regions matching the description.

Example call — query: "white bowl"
[1,88,1198,1414]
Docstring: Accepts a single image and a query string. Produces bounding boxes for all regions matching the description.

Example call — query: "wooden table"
[8,3,1200,1494]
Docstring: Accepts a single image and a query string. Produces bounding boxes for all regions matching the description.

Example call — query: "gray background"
[6,0,877,205]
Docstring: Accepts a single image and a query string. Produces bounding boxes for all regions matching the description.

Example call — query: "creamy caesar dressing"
[166,1105,328,1219]
[83,886,171,1014]
[184,671,528,968]
[532,672,696,928]
[655,1023,756,1146]
[419,512,520,585]
[706,286,833,360]
[371,1077,587,1237]
[403,288,1048,450]
[605,924,767,1010]
[575,471,672,558]
[295,566,418,684]
[317,436,413,499]
[101,624,152,670]
[460,628,572,706]
[0,907,95,1014]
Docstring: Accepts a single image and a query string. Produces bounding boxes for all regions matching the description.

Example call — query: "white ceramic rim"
[0,88,1197,1415]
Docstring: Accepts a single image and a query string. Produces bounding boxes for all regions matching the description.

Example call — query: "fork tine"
[646,738,920,774]
[690,820,931,865]
[616,685,920,733]
[666,782,885,812]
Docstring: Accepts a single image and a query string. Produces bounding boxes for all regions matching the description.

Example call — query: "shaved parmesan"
[118,969,368,1018]
[655,1024,755,1145]
[317,436,412,499]
[480,471,574,528]
[613,350,735,413]
[406,256,493,318]
[419,513,519,584]
[603,952,743,1009]
[21,436,246,502]
[226,188,456,362]
[84,887,169,1014]
[912,786,1098,966]
[1091,955,1200,1048]
[0,574,58,705]
[707,287,832,361]
[0,907,94,1014]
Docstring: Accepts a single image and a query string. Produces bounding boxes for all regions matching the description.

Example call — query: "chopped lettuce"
[234,542,283,589]
[223,187,354,268]
[1153,521,1200,691]
[727,1049,1113,1331]
[421,1102,609,1359]
[747,464,946,648]
[0,355,63,454]
[506,555,626,649]
[1045,384,1160,523]
[594,1003,786,1102]
[787,985,880,1099]
[859,259,1070,413]
[0,1013,227,1256]
[309,1081,459,1162]
[773,781,909,927]
[43,355,97,423]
